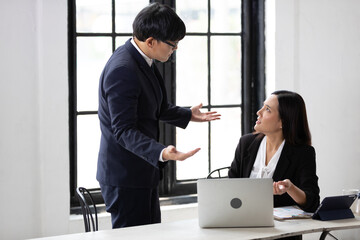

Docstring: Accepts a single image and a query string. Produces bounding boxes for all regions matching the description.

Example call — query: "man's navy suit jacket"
[97,39,191,189]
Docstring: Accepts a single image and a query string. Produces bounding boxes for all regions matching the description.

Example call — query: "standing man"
[97,3,220,228]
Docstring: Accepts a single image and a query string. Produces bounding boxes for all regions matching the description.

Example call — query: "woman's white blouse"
[250,136,285,179]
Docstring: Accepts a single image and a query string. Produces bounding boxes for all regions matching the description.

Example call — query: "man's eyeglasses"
[163,40,178,49]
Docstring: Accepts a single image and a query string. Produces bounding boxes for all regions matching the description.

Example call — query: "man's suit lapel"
[140,63,163,107]
[151,63,164,103]
[125,40,163,107]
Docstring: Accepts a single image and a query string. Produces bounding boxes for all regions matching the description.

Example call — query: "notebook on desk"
[197,178,274,228]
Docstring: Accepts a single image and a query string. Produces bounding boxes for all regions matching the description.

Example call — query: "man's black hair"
[132,2,186,42]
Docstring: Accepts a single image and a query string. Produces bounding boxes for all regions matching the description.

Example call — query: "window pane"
[115,0,149,33]
[210,0,241,33]
[265,0,276,97]
[77,115,101,189]
[116,36,132,48]
[210,108,241,172]
[176,36,208,106]
[210,36,241,105]
[177,0,208,33]
[76,0,112,33]
[176,122,209,180]
[77,37,112,111]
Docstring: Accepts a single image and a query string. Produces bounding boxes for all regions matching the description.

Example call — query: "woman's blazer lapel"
[272,142,293,181]
[243,135,294,180]
[242,135,263,177]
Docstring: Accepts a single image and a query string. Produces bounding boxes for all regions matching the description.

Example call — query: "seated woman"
[228,90,320,213]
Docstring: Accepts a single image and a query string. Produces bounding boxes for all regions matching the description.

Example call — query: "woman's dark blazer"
[229,133,320,212]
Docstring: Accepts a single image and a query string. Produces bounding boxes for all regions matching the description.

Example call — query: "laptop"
[197,178,274,228]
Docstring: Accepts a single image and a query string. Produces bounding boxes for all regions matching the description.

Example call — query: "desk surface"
[32,217,360,240]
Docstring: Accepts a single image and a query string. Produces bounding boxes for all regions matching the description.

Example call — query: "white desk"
[31,217,360,240]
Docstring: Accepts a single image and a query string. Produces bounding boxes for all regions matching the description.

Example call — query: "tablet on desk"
[312,194,357,221]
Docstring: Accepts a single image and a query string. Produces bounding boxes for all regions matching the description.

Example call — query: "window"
[69,0,265,209]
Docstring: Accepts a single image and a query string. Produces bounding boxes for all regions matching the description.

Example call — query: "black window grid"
[69,0,265,210]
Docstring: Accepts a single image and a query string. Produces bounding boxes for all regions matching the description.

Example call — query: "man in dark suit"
[97,3,220,228]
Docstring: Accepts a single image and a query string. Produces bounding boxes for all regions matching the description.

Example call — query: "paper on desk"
[273,206,313,220]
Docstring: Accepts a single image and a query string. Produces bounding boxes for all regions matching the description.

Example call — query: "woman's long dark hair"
[272,90,312,146]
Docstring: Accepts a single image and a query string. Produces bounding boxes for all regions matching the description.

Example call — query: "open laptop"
[197,178,274,228]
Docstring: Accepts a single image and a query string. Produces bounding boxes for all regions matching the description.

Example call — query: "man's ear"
[145,37,156,48]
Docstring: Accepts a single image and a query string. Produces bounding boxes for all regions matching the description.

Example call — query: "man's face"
[153,40,178,62]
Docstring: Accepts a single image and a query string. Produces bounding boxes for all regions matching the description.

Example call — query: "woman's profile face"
[254,94,282,135]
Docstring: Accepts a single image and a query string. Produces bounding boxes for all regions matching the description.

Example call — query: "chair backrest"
[206,166,231,179]
[76,187,98,232]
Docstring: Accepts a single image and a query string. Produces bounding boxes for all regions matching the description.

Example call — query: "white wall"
[0,1,41,238]
[0,0,360,239]
[0,0,69,239]
[276,0,360,198]
[276,0,360,239]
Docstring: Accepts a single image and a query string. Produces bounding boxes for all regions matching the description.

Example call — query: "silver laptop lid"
[197,178,274,228]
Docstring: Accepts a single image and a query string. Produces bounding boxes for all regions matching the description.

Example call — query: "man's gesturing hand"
[162,145,200,161]
[191,103,221,122]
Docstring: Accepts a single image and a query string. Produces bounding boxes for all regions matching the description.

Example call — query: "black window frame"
[68,0,265,211]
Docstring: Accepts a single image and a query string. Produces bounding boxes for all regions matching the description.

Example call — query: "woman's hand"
[273,179,292,195]
[273,179,307,206]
